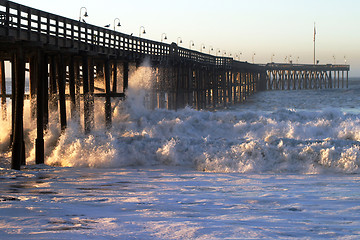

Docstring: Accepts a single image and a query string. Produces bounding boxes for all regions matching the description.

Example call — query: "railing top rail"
[0,0,264,69]
[265,63,350,71]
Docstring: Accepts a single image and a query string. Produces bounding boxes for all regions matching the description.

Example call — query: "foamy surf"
[1,61,360,174]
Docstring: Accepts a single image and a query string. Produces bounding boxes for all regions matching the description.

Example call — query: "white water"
[1,63,360,239]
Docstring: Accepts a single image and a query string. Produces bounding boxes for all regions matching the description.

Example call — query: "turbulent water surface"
[1,66,360,239]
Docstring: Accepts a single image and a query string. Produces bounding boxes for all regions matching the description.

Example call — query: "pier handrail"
[0,0,253,69]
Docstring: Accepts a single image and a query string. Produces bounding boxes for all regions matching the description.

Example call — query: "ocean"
[0,66,360,239]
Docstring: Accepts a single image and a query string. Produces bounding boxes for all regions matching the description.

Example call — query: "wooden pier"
[0,1,350,170]
[265,63,350,90]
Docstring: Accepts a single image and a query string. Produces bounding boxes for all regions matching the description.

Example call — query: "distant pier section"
[265,63,350,90]
[0,0,350,170]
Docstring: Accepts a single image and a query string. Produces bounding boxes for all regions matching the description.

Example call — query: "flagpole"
[313,22,316,65]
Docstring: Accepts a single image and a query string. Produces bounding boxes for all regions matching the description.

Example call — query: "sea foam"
[1,63,360,174]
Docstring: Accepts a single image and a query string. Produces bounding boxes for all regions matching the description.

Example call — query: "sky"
[12,0,360,76]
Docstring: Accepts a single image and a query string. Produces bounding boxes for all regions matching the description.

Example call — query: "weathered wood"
[112,61,117,93]
[82,55,91,133]
[57,55,67,131]
[0,60,6,120]
[68,55,76,119]
[35,50,45,165]
[11,47,25,170]
[104,58,112,129]
[88,57,95,130]
[123,62,129,92]
[29,55,37,120]
[49,55,58,112]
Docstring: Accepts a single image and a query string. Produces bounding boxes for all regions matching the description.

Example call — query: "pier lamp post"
[239,52,242,61]
[271,54,275,63]
[113,18,121,31]
[223,51,227,57]
[208,46,214,54]
[161,33,167,42]
[333,55,336,64]
[189,40,194,50]
[177,37,182,45]
[344,56,347,65]
[297,56,300,64]
[216,48,221,56]
[252,53,256,63]
[139,26,146,37]
[200,44,205,52]
[79,7,88,22]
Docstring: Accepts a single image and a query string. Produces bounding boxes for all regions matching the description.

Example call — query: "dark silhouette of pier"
[0,1,350,169]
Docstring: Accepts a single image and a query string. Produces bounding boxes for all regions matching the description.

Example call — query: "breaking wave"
[1,61,360,174]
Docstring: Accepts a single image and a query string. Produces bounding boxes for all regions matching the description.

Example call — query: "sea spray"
[1,64,360,173]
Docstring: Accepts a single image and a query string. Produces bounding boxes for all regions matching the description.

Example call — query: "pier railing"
[0,0,253,69]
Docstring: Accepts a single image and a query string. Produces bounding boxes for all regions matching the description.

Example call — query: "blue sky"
[14,0,360,76]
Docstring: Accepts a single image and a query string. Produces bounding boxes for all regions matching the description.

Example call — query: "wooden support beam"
[0,60,6,120]
[68,55,77,119]
[74,59,81,122]
[36,50,46,165]
[29,55,37,120]
[82,55,91,133]
[43,55,49,129]
[88,57,95,130]
[11,47,25,170]
[49,55,58,112]
[11,53,15,145]
[104,58,112,129]
[57,55,67,131]
[112,61,117,93]
[123,61,129,92]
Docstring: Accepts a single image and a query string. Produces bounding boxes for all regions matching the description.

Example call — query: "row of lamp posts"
[79,7,249,62]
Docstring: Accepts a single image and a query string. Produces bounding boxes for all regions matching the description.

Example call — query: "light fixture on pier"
[139,26,146,37]
[200,44,205,53]
[252,53,256,63]
[79,7,88,22]
[239,52,242,61]
[177,37,183,45]
[271,53,275,63]
[216,48,221,56]
[161,33,167,42]
[189,40,194,50]
[209,46,214,54]
[113,18,121,31]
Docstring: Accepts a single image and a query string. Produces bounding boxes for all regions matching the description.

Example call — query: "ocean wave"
[1,67,360,174]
